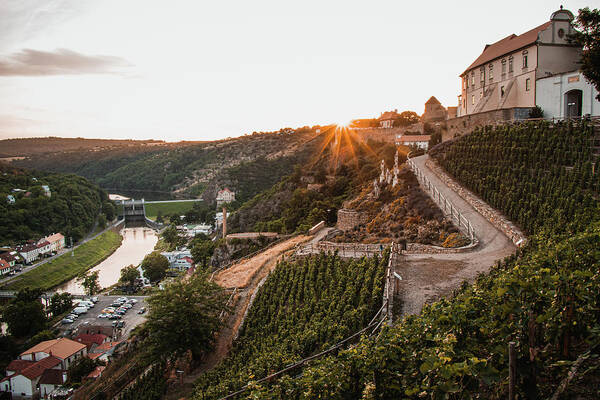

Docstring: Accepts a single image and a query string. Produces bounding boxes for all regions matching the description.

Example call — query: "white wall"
[10,374,35,397]
[536,71,600,118]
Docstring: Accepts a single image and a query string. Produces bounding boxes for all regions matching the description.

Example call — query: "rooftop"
[21,338,86,360]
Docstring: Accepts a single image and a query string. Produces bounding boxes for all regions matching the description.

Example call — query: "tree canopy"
[2,289,46,338]
[141,252,169,282]
[570,7,600,100]
[78,270,101,296]
[119,264,141,288]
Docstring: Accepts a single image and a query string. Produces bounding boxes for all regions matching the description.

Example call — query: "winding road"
[395,155,517,315]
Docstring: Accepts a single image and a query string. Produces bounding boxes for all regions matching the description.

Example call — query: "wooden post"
[509,341,516,400]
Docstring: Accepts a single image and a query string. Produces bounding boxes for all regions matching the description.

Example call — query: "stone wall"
[445,107,533,141]
[425,159,527,246]
[336,209,366,231]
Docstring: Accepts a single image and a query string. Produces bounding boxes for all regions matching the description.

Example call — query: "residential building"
[378,110,400,128]
[180,224,213,238]
[161,249,195,271]
[456,7,585,118]
[216,188,236,207]
[0,251,18,268]
[19,338,87,370]
[36,240,52,256]
[536,70,600,118]
[396,135,432,150]
[88,341,123,363]
[0,259,10,275]
[74,333,109,352]
[17,243,40,264]
[43,233,65,252]
[6,195,15,204]
[422,97,448,123]
[1,356,63,398]
[39,369,68,399]
[41,185,51,197]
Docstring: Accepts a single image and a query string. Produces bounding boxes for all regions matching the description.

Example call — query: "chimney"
[222,207,227,239]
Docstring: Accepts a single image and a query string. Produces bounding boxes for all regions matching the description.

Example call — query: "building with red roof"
[0,356,63,398]
[74,333,109,351]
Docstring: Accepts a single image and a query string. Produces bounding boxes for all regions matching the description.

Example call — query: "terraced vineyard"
[219,121,600,398]
[194,252,387,399]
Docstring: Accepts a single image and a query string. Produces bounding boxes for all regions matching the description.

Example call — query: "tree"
[395,111,420,127]
[161,225,183,250]
[102,201,116,221]
[191,240,216,268]
[78,270,101,296]
[97,213,107,229]
[141,252,169,282]
[143,274,226,360]
[119,264,140,289]
[2,289,47,338]
[67,357,98,384]
[50,292,73,317]
[569,7,600,100]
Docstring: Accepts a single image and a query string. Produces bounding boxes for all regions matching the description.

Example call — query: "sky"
[0,1,593,141]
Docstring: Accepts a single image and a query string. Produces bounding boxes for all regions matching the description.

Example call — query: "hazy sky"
[0,1,592,141]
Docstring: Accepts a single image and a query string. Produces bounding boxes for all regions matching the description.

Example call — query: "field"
[144,200,200,220]
[2,230,123,291]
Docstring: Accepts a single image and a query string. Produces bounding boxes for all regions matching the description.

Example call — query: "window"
[522,51,528,68]
[508,56,513,73]
[501,59,506,76]
[526,78,531,91]
[480,67,485,83]
[501,86,505,97]
[489,64,494,81]
[480,91,483,99]
[471,72,475,86]
[471,95,475,105]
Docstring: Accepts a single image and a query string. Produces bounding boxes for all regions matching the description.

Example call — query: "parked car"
[98,313,109,319]
[78,301,94,308]
[91,296,99,303]
[66,314,78,320]
[138,307,146,314]
[127,299,138,304]
[72,307,88,315]
[61,318,74,324]
[123,303,133,309]
[109,314,122,320]
[116,321,125,328]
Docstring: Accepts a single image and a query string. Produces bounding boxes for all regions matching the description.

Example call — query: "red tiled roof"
[0,259,9,270]
[93,341,121,353]
[45,233,64,244]
[37,241,50,248]
[182,257,194,264]
[86,366,105,379]
[20,356,62,380]
[397,135,432,142]
[21,338,86,360]
[378,111,399,121]
[6,359,34,373]
[17,243,38,253]
[0,252,16,262]
[463,21,551,75]
[74,333,107,349]
[38,368,65,385]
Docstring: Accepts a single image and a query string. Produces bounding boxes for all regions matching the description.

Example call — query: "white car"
[127,299,138,304]
[98,313,109,319]
[91,296,99,303]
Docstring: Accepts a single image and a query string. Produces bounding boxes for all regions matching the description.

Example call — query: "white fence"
[407,158,475,242]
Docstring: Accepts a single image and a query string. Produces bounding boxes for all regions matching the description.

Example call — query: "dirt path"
[395,155,517,315]
[164,235,309,400]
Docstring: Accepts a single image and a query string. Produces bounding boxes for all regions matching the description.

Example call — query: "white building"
[44,233,66,252]
[161,249,194,271]
[536,70,600,119]
[181,224,213,238]
[17,243,40,264]
[41,185,51,197]
[6,195,15,204]
[396,135,432,150]
[216,188,236,207]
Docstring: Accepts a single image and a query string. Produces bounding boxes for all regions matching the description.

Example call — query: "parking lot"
[59,294,148,339]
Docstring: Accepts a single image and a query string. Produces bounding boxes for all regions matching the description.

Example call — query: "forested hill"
[0,164,114,245]
[213,121,600,399]
[11,128,323,203]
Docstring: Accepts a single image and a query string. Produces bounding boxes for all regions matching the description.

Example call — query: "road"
[395,155,517,316]
[0,220,124,287]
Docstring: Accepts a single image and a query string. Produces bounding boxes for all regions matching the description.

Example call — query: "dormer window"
[522,51,528,68]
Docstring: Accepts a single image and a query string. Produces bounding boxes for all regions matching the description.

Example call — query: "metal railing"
[407,158,475,242]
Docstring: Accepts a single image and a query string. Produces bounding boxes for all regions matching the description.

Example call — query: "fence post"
[509,342,516,400]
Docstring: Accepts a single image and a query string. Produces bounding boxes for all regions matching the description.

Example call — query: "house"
[216,188,236,207]
[0,251,18,268]
[378,110,400,128]
[73,333,109,352]
[0,259,11,275]
[88,341,123,363]
[181,224,213,238]
[6,195,15,204]
[41,185,51,197]
[456,7,598,119]
[396,135,432,150]
[19,338,87,370]
[39,369,68,399]
[44,233,66,252]
[17,243,40,264]
[1,356,63,398]
[36,240,52,256]
[171,256,194,272]
[161,249,195,271]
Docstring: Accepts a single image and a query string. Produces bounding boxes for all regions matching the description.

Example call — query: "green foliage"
[141,251,169,282]
[142,274,225,361]
[78,270,101,296]
[119,264,141,288]
[2,230,122,291]
[529,105,544,118]
[145,201,199,221]
[190,239,216,268]
[2,288,47,338]
[119,362,167,400]
[0,164,107,245]
[67,357,98,385]
[193,253,387,399]
[160,225,185,251]
[49,292,73,316]
[569,7,600,101]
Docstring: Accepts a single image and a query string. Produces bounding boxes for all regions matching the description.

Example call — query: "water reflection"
[57,227,157,295]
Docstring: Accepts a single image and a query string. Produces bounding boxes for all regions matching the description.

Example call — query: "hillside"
[11,128,323,203]
[205,120,600,398]
[0,164,113,244]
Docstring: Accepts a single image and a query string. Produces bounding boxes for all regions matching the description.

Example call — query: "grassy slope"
[144,201,200,220]
[2,230,122,291]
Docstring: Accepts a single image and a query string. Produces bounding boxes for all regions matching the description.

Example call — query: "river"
[57,227,158,295]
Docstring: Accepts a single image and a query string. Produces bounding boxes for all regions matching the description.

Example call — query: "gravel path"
[395,155,517,315]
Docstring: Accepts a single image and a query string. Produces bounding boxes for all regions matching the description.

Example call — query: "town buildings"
[161,248,195,271]
[455,7,599,121]
[396,135,432,150]
[378,110,400,128]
